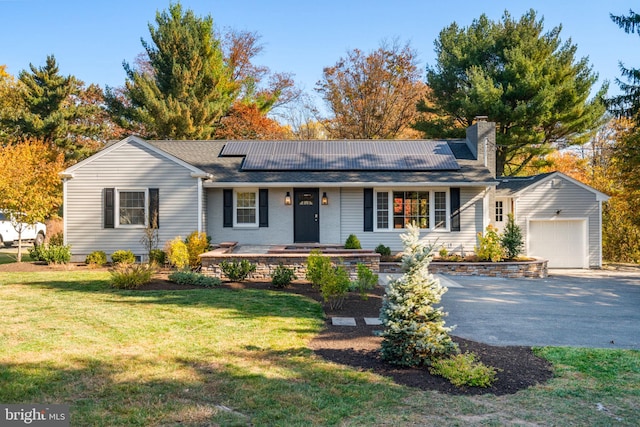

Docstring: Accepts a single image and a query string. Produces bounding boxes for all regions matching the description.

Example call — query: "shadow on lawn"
[0,349,404,426]
[17,278,325,321]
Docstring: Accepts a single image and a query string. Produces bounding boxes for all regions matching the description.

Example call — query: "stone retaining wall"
[380,258,548,278]
[200,251,380,281]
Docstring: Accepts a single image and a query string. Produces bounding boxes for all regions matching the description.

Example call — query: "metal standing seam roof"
[220,140,460,171]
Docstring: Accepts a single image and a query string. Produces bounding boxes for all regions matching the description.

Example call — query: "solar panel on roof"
[221,140,460,171]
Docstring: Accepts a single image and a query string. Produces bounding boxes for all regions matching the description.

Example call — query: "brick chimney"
[466,116,497,178]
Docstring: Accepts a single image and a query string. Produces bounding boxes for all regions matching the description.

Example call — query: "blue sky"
[0,0,636,104]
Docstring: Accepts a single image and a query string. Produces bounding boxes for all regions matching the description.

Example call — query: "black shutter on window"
[104,188,115,229]
[149,188,159,229]
[363,188,374,232]
[450,187,460,232]
[223,189,233,227]
[259,189,268,227]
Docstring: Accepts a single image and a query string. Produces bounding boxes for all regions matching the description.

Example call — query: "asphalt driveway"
[436,269,640,349]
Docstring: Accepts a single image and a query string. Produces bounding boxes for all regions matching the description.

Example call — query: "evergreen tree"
[417,10,607,176]
[501,213,524,259]
[1,56,109,162]
[380,224,458,367]
[107,3,237,139]
[608,10,640,224]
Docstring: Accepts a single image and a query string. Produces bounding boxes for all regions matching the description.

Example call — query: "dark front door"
[294,188,319,243]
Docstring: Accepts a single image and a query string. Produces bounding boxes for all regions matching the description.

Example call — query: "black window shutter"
[363,188,374,232]
[104,188,115,229]
[223,189,233,227]
[149,188,159,229]
[450,187,460,232]
[259,189,268,227]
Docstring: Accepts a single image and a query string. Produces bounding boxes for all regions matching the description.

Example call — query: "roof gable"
[63,136,208,176]
[497,172,609,201]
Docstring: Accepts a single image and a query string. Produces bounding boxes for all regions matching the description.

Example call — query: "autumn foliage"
[0,139,65,261]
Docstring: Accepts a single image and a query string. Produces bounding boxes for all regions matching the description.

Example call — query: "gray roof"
[146,139,497,186]
[220,140,460,171]
[496,172,556,195]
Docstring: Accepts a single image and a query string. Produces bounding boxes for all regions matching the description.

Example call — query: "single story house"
[61,119,608,268]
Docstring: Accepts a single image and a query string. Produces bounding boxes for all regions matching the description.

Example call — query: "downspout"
[59,172,74,245]
[598,200,603,268]
[197,178,203,233]
[191,172,213,233]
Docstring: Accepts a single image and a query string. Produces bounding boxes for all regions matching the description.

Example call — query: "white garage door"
[529,220,588,268]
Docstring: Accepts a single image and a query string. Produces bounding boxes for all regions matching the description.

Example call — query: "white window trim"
[373,188,450,232]
[233,188,259,228]
[115,188,148,228]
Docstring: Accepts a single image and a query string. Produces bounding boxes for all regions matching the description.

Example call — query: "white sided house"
[61,119,608,268]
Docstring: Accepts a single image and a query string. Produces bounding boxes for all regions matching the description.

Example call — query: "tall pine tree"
[609,10,640,225]
[107,3,238,139]
[417,10,607,176]
[1,56,109,162]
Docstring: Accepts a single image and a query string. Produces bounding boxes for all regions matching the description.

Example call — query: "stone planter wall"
[380,258,548,278]
[200,251,380,281]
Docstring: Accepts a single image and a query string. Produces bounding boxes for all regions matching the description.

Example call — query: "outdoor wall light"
[321,192,328,205]
[555,209,562,215]
[284,192,292,205]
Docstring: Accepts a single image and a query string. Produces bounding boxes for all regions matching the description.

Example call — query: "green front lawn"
[1,271,638,426]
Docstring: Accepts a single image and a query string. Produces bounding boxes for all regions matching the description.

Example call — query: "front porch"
[200,243,380,281]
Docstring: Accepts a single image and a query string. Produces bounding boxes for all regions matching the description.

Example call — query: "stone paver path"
[331,317,357,326]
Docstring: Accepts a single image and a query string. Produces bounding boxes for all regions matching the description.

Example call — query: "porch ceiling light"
[322,192,328,205]
[285,192,292,205]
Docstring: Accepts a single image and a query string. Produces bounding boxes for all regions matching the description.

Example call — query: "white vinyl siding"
[64,140,201,261]
[515,176,603,268]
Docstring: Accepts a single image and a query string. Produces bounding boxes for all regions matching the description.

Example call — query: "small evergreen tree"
[380,224,458,367]
[501,213,524,259]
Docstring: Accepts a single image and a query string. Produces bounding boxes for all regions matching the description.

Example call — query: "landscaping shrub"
[168,270,221,287]
[375,244,391,257]
[85,251,107,267]
[344,234,362,249]
[149,249,166,266]
[185,231,210,268]
[111,249,136,265]
[165,237,189,269]
[429,352,499,388]
[380,223,458,367]
[28,244,46,262]
[219,259,256,281]
[29,243,72,264]
[351,263,378,300]
[306,250,332,288]
[110,264,155,289]
[501,213,524,259]
[475,225,504,262]
[271,264,296,288]
[319,264,351,310]
[48,231,64,247]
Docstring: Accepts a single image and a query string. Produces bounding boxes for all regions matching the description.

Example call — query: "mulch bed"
[2,261,554,395]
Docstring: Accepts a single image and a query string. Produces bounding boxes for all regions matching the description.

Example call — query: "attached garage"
[496,172,609,269]
[528,219,588,268]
